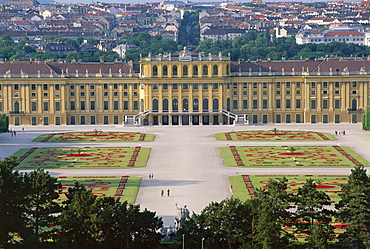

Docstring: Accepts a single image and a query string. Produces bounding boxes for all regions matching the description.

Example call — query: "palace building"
[0,49,369,126]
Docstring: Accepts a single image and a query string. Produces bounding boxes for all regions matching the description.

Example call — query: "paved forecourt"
[1,123,369,226]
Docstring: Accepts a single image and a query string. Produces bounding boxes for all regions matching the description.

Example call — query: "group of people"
[9,130,16,137]
[161,189,170,197]
[148,173,154,179]
[335,130,349,135]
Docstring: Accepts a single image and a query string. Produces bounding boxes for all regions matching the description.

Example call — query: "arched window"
[352,99,357,110]
[172,65,178,76]
[213,65,218,75]
[193,98,199,111]
[172,98,178,111]
[227,98,231,111]
[183,98,188,111]
[152,99,158,111]
[163,99,169,112]
[193,65,198,75]
[163,65,168,76]
[152,65,158,76]
[14,101,19,112]
[213,98,219,111]
[183,65,188,76]
[203,65,208,75]
[203,98,208,111]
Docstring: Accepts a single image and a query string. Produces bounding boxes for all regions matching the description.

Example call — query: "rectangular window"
[335,82,340,88]
[80,84,85,90]
[90,116,96,124]
[31,102,37,111]
[70,116,75,125]
[90,92,95,97]
[233,100,238,109]
[104,101,108,110]
[296,99,301,108]
[43,102,48,111]
[70,101,75,110]
[276,91,281,95]
[233,83,238,89]
[43,84,48,91]
[263,82,267,88]
[0,102,2,112]
[323,82,328,88]
[70,92,75,97]
[286,114,291,123]
[103,84,108,90]
[14,84,19,90]
[243,91,248,95]
[276,114,281,123]
[296,114,301,123]
[32,116,36,125]
[123,84,128,89]
[114,101,118,110]
[323,114,328,123]
[104,92,108,96]
[311,115,317,124]
[352,82,357,88]
[55,102,60,111]
[31,84,36,90]
[90,84,95,90]
[311,100,316,109]
[335,99,340,109]
[262,99,267,109]
[213,83,218,89]
[276,82,281,88]
[286,90,291,95]
[183,84,188,90]
[286,82,291,88]
[114,116,118,124]
[335,90,340,95]
[262,91,267,95]
[80,92,85,97]
[233,91,237,95]
[253,100,258,109]
[252,115,258,123]
[263,115,268,123]
[104,116,108,124]
[323,90,328,95]
[253,91,257,95]
[80,101,85,110]
[55,116,60,125]
[276,99,281,108]
[253,83,257,88]
[43,92,48,97]
[70,84,75,90]
[296,82,301,88]
[286,99,291,108]
[163,84,168,90]
[323,99,328,109]
[193,84,198,89]
[133,101,138,110]
[173,84,178,90]
[133,84,138,89]
[123,92,128,96]
[311,91,316,95]
[243,83,247,88]
[311,82,316,88]
[124,101,128,110]
[90,101,95,110]
[243,100,248,109]
[335,114,340,123]
[81,116,85,125]
[113,83,118,89]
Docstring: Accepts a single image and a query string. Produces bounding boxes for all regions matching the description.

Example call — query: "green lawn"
[220,145,369,167]
[215,130,336,141]
[32,132,156,143]
[13,146,151,169]
[58,176,142,204]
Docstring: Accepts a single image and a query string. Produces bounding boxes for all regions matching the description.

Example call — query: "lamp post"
[182,234,185,249]
[202,237,205,249]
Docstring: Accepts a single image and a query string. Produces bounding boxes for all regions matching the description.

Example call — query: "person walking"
[167,189,170,197]
[161,189,164,197]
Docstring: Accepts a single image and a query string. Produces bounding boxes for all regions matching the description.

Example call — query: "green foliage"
[336,166,370,248]
[0,114,9,132]
[178,10,201,47]
[362,106,370,130]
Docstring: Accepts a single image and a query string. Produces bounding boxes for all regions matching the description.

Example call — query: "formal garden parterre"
[32,131,156,143]
[220,145,369,167]
[57,176,141,204]
[215,130,336,141]
[13,146,151,169]
[229,174,351,239]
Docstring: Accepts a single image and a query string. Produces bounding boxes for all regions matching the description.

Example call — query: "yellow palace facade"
[0,50,369,126]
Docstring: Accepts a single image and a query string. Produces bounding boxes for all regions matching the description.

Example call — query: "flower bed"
[215,130,336,141]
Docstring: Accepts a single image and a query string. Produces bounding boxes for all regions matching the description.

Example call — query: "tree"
[336,166,370,248]
[254,178,293,248]
[24,168,61,246]
[0,114,9,132]
[96,197,163,249]
[57,182,98,248]
[0,156,27,247]
[180,198,255,249]
[362,106,370,130]
[293,179,335,246]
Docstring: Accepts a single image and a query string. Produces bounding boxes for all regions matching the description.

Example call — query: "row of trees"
[176,166,370,249]
[363,106,370,130]
[0,156,162,249]
[2,153,370,249]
